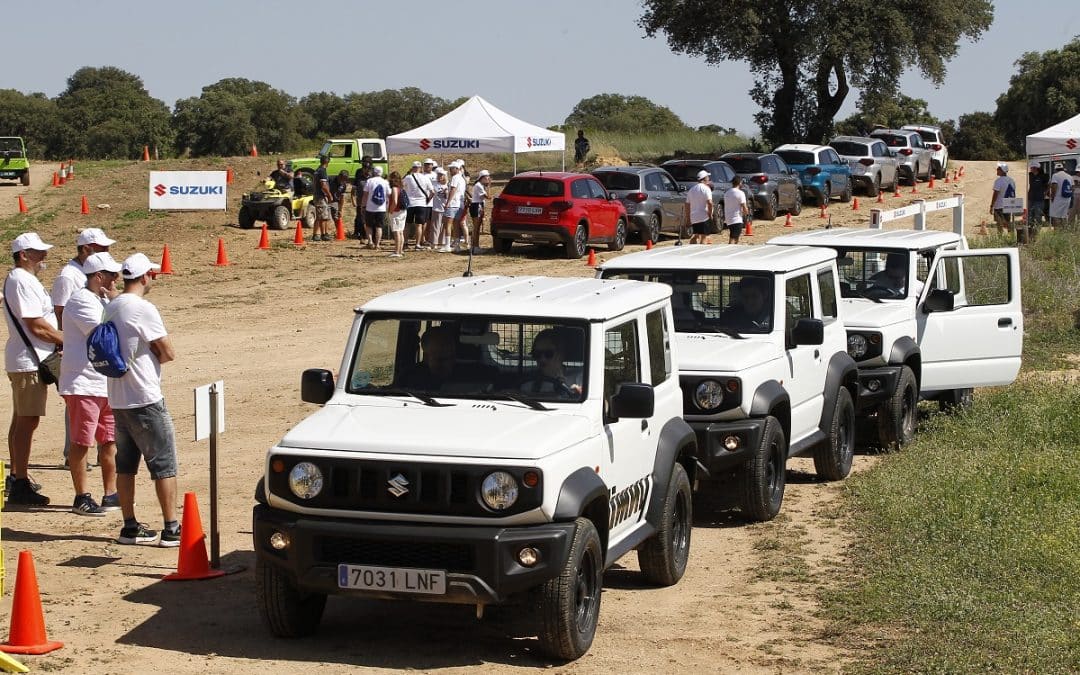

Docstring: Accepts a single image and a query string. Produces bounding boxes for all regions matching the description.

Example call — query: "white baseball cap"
[423,158,435,165]
[411,161,422,168]
[121,252,161,279]
[82,252,122,274]
[449,161,461,169]
[478,169,490,178]
[373,166,383,176]
[697,170,711,181]
[76,227,116,247]
[996,162,1009,173]
[11,232,53,253]
[435,167,447,175]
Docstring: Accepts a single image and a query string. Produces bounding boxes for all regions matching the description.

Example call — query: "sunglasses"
[531,349,556,359]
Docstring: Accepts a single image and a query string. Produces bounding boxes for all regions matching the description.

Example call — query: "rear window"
[592,171,641,191]
[724,157,764,174]
[911,129,939,143]
[662,163,705,182]
[775,150,815,166]
[871,134,909,148]
[502,178,565,198]
[830,141,869,157]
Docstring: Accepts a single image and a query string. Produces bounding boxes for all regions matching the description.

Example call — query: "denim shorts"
[114,399,178,480]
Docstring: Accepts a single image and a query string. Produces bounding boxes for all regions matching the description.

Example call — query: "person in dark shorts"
[312,155,333,242]
[684,170,715,245]
[352,166,373,242]
[723,175,750,244]
[403,161,434,249]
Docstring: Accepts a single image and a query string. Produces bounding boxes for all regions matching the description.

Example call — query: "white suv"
[599,245,859,522]
[902,125,949,179]
[253,276,698,661]
[769,228,1024,447]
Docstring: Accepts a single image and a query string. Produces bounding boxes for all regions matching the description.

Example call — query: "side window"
[329,144,352,158]
[571,179,591,199]
[360,142,384,160]
[603,320,641,406]
[587,178,608,200]
[785,274,814,335]
[916,250,934,283]
[817,268,838,321]
[645,309,671,385]
[826,149,842,164]
[659,172,679,192]
[958,255,1010,307]
[644,172,664,192]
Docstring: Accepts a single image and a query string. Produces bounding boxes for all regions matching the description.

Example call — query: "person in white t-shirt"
[361,167,391,250]
[60,252,122,516]
[108,253,181,548]
[723,176,751,244]
[445,162,469,251]
[684,170,715,245]
[1049,163,1073,226]
[469,170,492,254]
[990,162,1016,235]
[403,161,434,250]
[421,158,438,246]
[4,233,64,506]
[431,168,451,252]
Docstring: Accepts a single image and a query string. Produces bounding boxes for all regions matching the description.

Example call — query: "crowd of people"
[992,160,1079,241]
[4,228,181,547]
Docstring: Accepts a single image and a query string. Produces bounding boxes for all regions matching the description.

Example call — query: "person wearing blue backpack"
[106,253,181,547]
[361,166,390,251]
[1049,162,1073,228]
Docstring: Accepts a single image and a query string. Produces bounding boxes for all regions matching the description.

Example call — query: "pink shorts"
[63,395,116,447]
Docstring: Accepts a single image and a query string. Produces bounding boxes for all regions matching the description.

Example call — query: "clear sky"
[5,1,1079,135]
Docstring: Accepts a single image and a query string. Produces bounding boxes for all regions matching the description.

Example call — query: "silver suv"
[591,164,686,243]
[901,125,949,179]
[829,136,901,197]
[721,152,802,221]
[868,129,933,185]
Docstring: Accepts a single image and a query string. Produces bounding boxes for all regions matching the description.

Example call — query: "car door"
[872,142,897,187]
[587,177,619,237]
[571,178,599,237]
[656,170,685,228]
[916,249,1023,390]
[773,156,797,209]
[823,148,848,195]
[782,272,824,446]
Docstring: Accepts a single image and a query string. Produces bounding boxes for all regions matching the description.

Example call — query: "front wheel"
[814,387,855,480]
[238,207,255,230]
[839,180,852,203]
[740,415,786,521]
[535,517,603,661]
[302,203,316,228]
[638,463,692,586]
[609,218,626,251]
[271,204,291,230]
[565,223,588,259]
[866,174,880,197]
[879,365,917,449]
[255,559,326,638]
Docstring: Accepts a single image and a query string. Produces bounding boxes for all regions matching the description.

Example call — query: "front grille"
[319,536,474,572]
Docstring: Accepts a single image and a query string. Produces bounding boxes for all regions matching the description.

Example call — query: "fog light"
[518,546,540,567]
[269,531,290,550]
[723,435,740,451]
[867,378,881,392]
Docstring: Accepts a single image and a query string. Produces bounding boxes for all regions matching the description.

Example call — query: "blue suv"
[773,144,852,207]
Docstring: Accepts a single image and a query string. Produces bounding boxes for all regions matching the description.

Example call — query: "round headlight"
[695,380,725,411]
[847,334,868,359]
[481,471,519,511]
[288,462,324,500]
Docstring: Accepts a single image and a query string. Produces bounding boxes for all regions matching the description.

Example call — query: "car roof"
[870,128,915,137]
[774,143,828,153]
[510,171,591,182]
[768,227,963,250]
[598,244,836,274]
[592,166,654,175]
[830,136,878,145]
[901,124,941,132]
[661,159,726,166]
[360,275,671,320]
[721,152,767,159]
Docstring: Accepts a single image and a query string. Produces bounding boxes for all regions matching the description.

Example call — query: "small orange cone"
[257,224,270,250]
[334,217,346,241]
[66,160,74,178]
[645,239,653,249]
[958,165,965,177]
[585,248,596,267]
[876,190,885,204]
[164,492,226,581]
[852,196,860,211]
[893,182,902,198]
[953,169,959,182]
[928,174,935,189]
[910,181,918,194]
[819,204,827,219]
[80,195,89,215]
[17,196,27,213]
[213,238,230,266]
[784,213,793,227]
[250,143,258,158]
[58,165,66,186]
[51,172,59,188]
[744,219,754,236]
[978,220,989,236]
[159,245,173,274]
[293,220,305,246]
[944,172,950,184]
[142,145,150,162]
[225,167,233,185]
[0,551,63,654]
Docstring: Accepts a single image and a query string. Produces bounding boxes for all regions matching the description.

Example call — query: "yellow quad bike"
[238,176,315,230]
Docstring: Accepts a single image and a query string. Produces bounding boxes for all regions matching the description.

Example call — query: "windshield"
[502,179,565,197]
[346,315,588,402]
[775,150,815,166]
[602,270,773,334]
[0,138,23,154]
[835,249,913,299]
[592,171,641,191]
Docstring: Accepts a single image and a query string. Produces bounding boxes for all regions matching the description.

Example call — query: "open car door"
[916,248,1023,391]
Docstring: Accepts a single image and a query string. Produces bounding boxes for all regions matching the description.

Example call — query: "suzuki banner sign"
[149,171,227,210]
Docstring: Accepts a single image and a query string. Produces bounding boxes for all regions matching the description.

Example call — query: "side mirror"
[791,318,825,346]
[609,383,655,421]
[301,368,335,404]
[922,289,955,314]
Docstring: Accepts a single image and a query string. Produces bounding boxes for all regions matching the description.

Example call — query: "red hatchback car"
[490,172,628,259]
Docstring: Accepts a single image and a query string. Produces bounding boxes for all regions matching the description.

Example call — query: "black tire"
[637,463,692,586]
[866,174,880,197]
[20,172,29,187]
[878,365,917,449]
[238,207,255,230]
[839,180,852,203]
[740,415,786,522]
[565,223,588,259]
[609,218,626,251]
[302,204,316,228]
[938,387,974,413]
[814,387,855,481]
[818,185,830,208]
[535,517,603,661]
[255,559,326,638]
[495,237,513,254]
[271,204,291,230]
[761,193,778,221]
[646,212,661,244]
[789,193,802,216]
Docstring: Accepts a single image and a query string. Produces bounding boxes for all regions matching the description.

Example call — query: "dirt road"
[0,163,55,218]
[0,157,1007,673]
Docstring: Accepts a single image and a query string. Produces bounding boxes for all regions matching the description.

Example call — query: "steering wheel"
[863,286,903,299]
[538,375,576,398]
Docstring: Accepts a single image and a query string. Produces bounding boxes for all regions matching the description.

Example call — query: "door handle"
[998,317,1013,328]
[641,420,649,431]
[814,349,820,359]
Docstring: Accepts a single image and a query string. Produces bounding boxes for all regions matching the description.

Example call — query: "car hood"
[278,398,595,461]
[841,299,910,328]
[675,333,780,372]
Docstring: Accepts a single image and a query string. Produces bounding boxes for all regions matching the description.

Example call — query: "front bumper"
[490,222,573,246]
[690,418,766,474]
[854,365,901,411]
[253,505,575,605]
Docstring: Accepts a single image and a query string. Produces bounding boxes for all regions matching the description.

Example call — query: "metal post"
[953,193,965,237]
[912,200,926,230]
[209,383,220,569]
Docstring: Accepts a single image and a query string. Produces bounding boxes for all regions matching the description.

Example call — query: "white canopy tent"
[1026,112,1080,158]
[386,95,565,173]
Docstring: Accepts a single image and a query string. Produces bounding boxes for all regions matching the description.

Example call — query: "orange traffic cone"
[293,220,305,246]
[250,143,258,158]
[928,174,935,189]
[334,217,346,241]
[744,219,754,236]
[958,165,965,177]
[978,220,989,236]
[0,551,63,654]
[142,145,150,162]
[852,196,860,211]
[784,213,793,227]
[159,245,174,275]
[66,160,74,178]
[164,492,226,581]
[257,224,270,250]
[645,239,653,250]
[910,181,918,194]
[213,238,230,266]
[876,190,885,204]
[893,182,902,198]
[585,248,596,267]
[819,204,827,219]
[944,172,950,184]
[17,196,27,213]
[80,195,89,215]
[58,165,66,186]
[225,167,233,185]
[51,172,59,188]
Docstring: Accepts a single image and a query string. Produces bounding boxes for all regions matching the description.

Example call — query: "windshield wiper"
[487,392,552,411]
[370,388,455,407]
[846,288,883,303]
[686,323,745,339]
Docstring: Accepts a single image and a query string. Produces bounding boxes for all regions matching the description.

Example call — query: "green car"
[0,137,30,186]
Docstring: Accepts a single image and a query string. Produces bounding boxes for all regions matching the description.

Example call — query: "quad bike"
[238,176,315,230]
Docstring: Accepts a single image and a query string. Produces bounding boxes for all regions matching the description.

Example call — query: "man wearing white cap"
[420,159,438,247]
[108,253,181,546]
[1049,162,1073,227]
[4,233,64,506]
[685,170,715,245]
[445,161,469,251]
[59,252,122,516]
[431,167,451,251]
[361,166,391,250]
[403,161,434,249]
[469,170,492,254]
[990,162,1016,236]
[52,227,116,467]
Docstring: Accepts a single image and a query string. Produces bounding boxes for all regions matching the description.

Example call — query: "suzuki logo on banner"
[149,171,227,211]
[419,138,431,150]
[419,138,480,150]
[1067,138,1077,150]
[154,184,167,197]
[526,137,552,148]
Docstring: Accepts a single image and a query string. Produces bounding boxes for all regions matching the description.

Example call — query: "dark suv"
[591,165,686,243]
[490,172,629,259]
[661,159,737,229]
[720,152,802,220]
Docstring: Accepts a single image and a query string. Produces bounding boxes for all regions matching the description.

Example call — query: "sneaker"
[6,479,50,507]
[159,526,182,548]
[117,522,158,545]
[71,493,106,517]
[437,246,452,253]
[100,493,121,511]
[321,234,332,241]
[8,474,42,493]
[388,253,404,258]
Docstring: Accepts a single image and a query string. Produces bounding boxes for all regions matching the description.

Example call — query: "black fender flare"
[818,352,859,432]
[644,417,697,528]
[888,336,921,384]
[553,466,609,523]
[749,380,789,418]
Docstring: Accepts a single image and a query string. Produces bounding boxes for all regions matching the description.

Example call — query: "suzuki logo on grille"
[154,184,167,196]
[388,473,410,497]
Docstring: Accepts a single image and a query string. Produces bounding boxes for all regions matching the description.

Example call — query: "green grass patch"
[316,277,357,290]
[587,129,753,163]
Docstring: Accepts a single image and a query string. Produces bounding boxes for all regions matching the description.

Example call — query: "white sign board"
[1001,197,1025,214]
[149,171,227,210]
[194,380,225,441]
